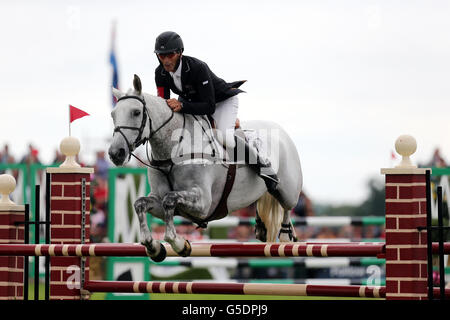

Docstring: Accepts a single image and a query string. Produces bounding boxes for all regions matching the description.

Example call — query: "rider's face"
[158,52,181,73]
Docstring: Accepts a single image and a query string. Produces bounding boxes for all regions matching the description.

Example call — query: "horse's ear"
[133,74,142,95]
[112,87,125,100]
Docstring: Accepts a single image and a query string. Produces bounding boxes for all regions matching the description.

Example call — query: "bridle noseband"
[113,95,174,162]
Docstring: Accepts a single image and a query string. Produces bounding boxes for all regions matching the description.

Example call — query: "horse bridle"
[113,95,174,162]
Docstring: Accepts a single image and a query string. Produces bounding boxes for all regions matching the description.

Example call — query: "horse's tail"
[256,192,284,242]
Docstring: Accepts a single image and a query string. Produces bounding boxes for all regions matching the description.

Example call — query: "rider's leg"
[234,134,279,192]
[212,95,238,151]
[212,95,279,192]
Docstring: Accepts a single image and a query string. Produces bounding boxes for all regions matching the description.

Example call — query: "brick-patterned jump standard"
[0,174,25,300]
[381,135,431,300]
[46,136,93,300]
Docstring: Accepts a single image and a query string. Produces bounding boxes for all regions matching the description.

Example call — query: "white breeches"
[211,95,239,149]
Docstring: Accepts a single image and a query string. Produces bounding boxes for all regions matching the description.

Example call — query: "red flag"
[69,105,90,123]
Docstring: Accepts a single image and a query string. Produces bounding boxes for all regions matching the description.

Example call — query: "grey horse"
[108,75,302,262]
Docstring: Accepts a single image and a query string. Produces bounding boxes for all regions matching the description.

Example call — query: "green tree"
[357,178,385,216]
[314,177,385,217]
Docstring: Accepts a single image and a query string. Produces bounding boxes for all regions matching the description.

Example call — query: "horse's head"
[108,74,150,166]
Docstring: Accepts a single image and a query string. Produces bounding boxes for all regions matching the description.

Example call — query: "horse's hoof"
[177,240,192,257]
[255,230,267,242]
[141,239,155,254]
[150,243,167,262]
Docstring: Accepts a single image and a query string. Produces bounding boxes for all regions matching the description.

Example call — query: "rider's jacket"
[155,55,245,115]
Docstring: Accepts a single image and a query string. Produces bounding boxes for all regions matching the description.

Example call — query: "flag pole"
[69,105,71,136]
[68,105,90,136]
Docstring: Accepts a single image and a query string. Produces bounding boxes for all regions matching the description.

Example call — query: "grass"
[25,281,106,300]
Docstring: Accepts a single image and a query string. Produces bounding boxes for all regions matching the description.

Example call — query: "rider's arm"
[179,64,216,116]
[155,72,171,99]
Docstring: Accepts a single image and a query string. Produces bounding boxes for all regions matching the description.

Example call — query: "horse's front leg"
[134,194,167,262]
[162,187,210,257]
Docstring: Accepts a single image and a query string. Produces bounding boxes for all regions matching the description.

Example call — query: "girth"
[208,163,236,223]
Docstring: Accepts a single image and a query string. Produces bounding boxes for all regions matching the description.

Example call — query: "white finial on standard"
[59,136,81,168]
[0,174,16,204]
[395,134,417,168]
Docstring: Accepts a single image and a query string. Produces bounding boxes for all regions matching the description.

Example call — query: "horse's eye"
[133,110,141,117]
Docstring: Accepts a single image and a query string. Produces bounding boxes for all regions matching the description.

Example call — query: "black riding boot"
[232,134,279,193]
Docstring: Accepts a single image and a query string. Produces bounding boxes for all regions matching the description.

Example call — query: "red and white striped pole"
[47,136,93,300]
[0,174,25,300]
[381,135,429,300]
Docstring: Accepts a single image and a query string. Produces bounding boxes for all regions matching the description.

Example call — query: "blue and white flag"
[110,21,119,107]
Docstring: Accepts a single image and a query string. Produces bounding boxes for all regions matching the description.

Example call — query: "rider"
[153,31,279,192]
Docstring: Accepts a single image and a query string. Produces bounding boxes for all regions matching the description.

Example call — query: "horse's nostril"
[108,148,126,166]
[108,149,117,161]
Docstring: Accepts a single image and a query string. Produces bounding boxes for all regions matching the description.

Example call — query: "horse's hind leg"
[278,209,298,242]
[254,207,267,242]
[134,194,166,262]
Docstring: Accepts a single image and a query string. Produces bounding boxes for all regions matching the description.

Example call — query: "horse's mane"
[142,92,167,108]
[122,88,168,111]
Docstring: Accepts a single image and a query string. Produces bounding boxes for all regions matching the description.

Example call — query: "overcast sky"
[1,0,449,205]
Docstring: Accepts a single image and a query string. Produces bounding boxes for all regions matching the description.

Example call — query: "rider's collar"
[169,56,182,78]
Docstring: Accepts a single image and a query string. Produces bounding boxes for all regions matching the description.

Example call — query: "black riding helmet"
[154,31,184,54]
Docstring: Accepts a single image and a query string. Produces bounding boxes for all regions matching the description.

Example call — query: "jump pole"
[82,280,450,299]
[0,242,386,257]
[1,242,449,257]
[0,242,448,258]
[84,280,386,298]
